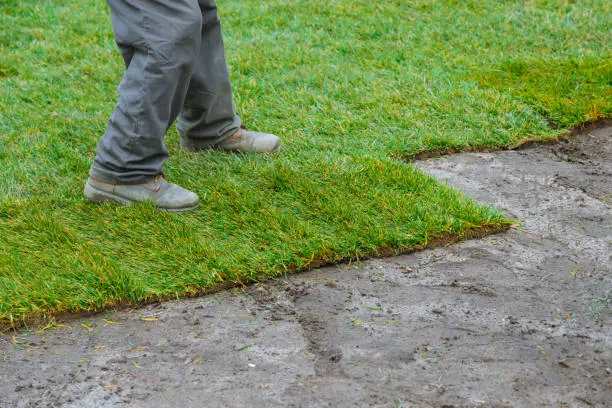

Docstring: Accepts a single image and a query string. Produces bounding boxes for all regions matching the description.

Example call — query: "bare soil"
[0,124,610,408]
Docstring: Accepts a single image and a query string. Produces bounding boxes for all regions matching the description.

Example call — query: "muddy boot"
[84,175,200,212]
[215,127,281,153]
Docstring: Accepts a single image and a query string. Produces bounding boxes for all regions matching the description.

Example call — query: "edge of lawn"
[402,118,611,162]
[1,222,512,333]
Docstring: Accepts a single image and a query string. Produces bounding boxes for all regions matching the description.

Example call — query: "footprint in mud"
[297,312,344,376]
[414,279,497,297]
[447,280,497,297]
[248,280,312,320]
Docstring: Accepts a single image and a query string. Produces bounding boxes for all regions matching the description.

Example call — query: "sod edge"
[0,221,511,334]
[403,119,612,162]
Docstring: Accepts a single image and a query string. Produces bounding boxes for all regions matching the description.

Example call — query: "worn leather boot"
[181,126,281,153]
[216,127,281,153]
[84,174,200,212]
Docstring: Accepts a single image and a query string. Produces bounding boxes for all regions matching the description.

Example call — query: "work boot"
[84,174,200,212]
[182,126,281,153]
[217,127,281,153]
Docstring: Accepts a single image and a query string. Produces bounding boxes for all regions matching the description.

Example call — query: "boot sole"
[84,182,200,213]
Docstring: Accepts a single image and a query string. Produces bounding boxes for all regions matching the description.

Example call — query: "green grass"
[0,0,610,325]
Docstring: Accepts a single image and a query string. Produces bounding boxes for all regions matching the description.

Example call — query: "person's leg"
[90,0,203,185]
[178,0,280,153]
[177,0,240,149]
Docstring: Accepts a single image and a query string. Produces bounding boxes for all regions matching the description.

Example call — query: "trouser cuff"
[89,162,158,186]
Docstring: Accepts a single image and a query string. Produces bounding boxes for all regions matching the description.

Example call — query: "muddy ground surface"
[0,125,610,408]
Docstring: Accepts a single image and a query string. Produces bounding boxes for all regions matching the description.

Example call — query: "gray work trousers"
[90,0,241,185]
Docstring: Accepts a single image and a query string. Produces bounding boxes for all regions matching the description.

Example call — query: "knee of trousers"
[148,12,203,64]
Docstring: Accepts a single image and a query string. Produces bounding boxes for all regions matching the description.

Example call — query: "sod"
[0,0,610,325]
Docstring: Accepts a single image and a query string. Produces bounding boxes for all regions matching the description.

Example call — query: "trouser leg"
[90,0,203,185]
[177,0,241,150]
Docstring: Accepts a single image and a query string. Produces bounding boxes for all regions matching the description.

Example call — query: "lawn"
[0,0,610,326]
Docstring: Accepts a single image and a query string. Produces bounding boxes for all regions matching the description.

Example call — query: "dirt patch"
[0,126,610,407]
